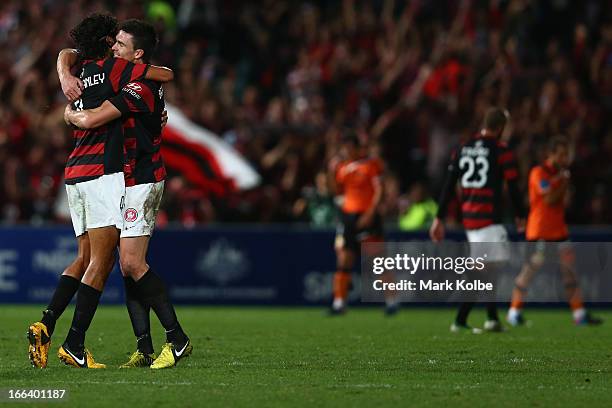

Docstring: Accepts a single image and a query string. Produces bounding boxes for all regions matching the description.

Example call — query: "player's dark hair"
[548,135,570,153]
[70,13,118,60]
[483,107,508,132]
[119,19,158,63]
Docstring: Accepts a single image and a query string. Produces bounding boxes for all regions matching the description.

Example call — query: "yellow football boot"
[58,345,106,368]
[150,340,192,369]
[27,322,51,368]
[120,351,156,368]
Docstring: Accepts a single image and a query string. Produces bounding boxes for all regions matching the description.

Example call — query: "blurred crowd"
[1,0,611,228]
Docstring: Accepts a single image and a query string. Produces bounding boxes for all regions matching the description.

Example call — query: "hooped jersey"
[109,79,166,186]
[65,57,148,184]
[437,135,523,230]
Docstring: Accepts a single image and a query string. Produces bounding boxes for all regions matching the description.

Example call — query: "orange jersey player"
[508,136,602,326]
[525,159,570,241]
[336,156,383,215]
[329,132,395,315]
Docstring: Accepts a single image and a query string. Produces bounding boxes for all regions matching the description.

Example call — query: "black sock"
[137,334,154,355]
[455,302,475,326]
[64,283,101,353]
[123,277,153,353]
[41,275,80,335]
[165,325,187,346]
[486,303,499,321]
[134,269,187,345]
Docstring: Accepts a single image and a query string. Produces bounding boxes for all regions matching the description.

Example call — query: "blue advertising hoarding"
[0,226,610,305]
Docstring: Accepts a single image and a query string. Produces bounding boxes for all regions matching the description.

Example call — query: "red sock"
[566,286,584,311]
[333,271,352,300]
[510,286,525,310]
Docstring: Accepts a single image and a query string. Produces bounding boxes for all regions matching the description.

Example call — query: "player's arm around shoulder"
[64,101,121,129]
[57,48,83,102]
[145,64,174,83]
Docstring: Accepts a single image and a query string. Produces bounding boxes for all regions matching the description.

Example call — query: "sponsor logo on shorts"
[124,208,138,222]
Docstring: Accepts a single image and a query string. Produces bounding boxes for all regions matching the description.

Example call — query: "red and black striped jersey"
[65,57,149,184]
[109,79,166,186]
[437,134,524,230]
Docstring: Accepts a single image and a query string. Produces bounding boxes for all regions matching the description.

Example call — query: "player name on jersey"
[461,144,489,157]
[82,73,105,88]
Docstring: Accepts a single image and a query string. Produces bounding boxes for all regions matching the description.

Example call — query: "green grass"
[0,306,611,407]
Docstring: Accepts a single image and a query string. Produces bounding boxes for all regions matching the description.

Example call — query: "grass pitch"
[0,306,611,407]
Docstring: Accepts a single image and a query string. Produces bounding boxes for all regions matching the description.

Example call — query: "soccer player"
[330,133,396,315]
[27,13,174,369]
[507,136,602,326]
[430,107,525,333]
[63,19,192,369]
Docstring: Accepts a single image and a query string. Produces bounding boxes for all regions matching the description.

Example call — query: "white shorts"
[120,180,165,238]
[66,172,125,237]
[465,224,510,262]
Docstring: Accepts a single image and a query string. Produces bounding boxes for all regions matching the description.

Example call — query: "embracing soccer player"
[62,19,192,368]
[430,108,525,333]
[507,136,602,326]
[27,14,174,369]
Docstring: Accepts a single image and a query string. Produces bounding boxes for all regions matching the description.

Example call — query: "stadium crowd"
[0,0,611,227]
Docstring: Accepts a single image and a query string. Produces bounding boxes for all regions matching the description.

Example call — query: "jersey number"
[74,99,83,112]
[459,156,489,188]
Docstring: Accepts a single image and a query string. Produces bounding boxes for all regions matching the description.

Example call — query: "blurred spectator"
[398,182,438,231]
[292,171,337,228]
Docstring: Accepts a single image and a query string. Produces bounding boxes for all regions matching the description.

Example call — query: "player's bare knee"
[120,255,147,279]
[84,260,103,276]
[336,249,354,271]
[119,257,136,276]
[62,255,89,279]
[90,253,115,275]
[81,253,91,270]
[559,250,575,267]
[81,244,91,263]
[528,255,544,270]
[560,264,575,281]
[515,276,526,288]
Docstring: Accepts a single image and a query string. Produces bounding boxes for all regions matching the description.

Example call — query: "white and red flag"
[161,104,260,195]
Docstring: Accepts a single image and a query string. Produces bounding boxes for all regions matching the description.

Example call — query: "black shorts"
[335,211,383,252]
